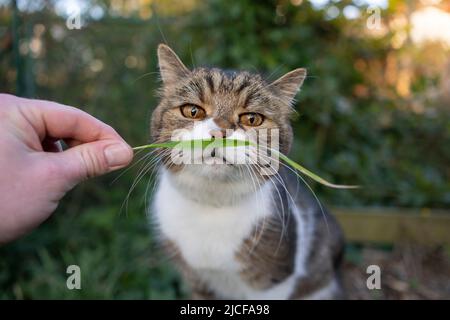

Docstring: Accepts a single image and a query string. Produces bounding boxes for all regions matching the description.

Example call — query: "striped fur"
[150,44,345,299]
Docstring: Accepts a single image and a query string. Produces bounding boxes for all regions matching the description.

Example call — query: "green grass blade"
[274,151,359,189]
[132,138,250,151]
[132,138,359,189]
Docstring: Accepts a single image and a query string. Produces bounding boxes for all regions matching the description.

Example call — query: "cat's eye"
[239,113,264,127]
[180,105,206,120]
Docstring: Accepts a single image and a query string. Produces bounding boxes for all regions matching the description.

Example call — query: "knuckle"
[78,147,108,178]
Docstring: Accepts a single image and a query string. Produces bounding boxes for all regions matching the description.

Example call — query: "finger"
[50,139,134,186]
[17,97,134,184]
[19,97,121,144]
[63,138,83,148]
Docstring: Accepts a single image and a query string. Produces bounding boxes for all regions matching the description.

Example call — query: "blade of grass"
[132,138,359,189]
[274,151,359,189]
[132,138,250,151]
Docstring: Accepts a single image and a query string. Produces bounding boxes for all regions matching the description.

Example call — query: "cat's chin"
[163,164,262,206]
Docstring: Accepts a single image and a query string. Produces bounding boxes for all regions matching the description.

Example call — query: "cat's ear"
[270,68,307,103]
[157,44,190,85]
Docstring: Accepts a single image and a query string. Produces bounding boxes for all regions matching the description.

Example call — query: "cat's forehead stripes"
[175,68,270,113]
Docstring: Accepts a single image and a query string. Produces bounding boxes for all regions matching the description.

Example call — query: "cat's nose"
[209,129,226,139]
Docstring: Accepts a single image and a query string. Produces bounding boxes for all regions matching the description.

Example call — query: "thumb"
[54,140,133,185]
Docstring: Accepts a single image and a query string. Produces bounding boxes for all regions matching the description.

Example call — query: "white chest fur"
[153,169,273,270]
[152,169,301,299]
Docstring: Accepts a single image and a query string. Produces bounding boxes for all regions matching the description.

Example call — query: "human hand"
[0,94,133,244]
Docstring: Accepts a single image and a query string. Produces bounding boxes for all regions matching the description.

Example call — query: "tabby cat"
[150,44,345,299]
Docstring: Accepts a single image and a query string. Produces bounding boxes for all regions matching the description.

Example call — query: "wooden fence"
[333,208,450,245]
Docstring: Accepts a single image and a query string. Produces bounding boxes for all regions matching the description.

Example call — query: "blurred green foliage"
[0,0,449,299]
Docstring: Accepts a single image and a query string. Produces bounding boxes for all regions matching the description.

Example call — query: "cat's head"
[151,44,306,184]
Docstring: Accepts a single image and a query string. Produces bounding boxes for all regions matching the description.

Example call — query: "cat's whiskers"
[253,151,310,257]
[145,154,179,232]
[120,153,157,216]
[256,150,331,235]
[144,149,178,212]
[248,157,290,254]
[143,154,169,218]
[110,148,153,185]
[255,163,288,242]
[121,148,172,216]
[240,146,286,250]
[241,164,267,254]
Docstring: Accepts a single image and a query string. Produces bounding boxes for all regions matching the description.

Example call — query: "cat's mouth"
[203,148,233,166]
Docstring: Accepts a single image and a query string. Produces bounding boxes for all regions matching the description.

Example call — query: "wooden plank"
[332,208,450,245]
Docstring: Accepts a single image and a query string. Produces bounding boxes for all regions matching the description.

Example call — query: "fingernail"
[104,143,132,168]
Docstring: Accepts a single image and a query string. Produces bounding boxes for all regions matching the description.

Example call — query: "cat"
[150,44,345,299]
